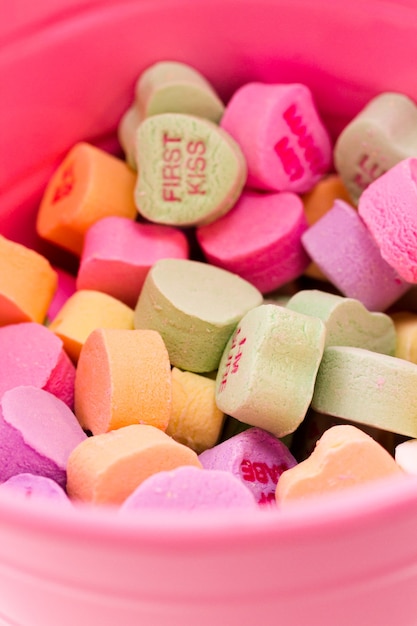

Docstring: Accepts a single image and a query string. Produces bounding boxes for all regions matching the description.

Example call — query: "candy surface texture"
[199,427,297,505]
[120,466,257,511]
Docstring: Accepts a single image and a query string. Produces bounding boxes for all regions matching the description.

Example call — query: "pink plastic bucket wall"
[2,1,417,625]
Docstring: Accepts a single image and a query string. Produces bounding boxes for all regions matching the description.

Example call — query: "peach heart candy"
[134,113,247,227]
[215,304,326,438]
[36,142,137,256]
[75,328,171,435]
[286,289,396,354]
[312,346,417,438]
[358,158,417,283]
[0,386,86,488]
[120,466,257,512]
[0,322,75,408]
[66,424,202,505]
[196,190,310,293]
[76,216,189,308]
[48,289,134,363]
[0,473,71,505]
[166,368,225,454]
[0,235,57,326]
[301,199,411,311]
[276,424,403,504]
[134,258,263,373]
[135,61,225,123]
[199,427,297,505]
[220,82,332,193]
[334,92,417,203]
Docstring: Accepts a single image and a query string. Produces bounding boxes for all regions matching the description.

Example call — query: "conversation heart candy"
[134,258,263,372]
[117,105,143,170]
[0,235,57,325]
[334,92,417,203]
[311,346,417,438]
[290,410,398,463]
[135,61,225,123]
[199,427,297,505]
[0,473,71,505]
[391,311,417,363]
[286,289,396,354]
[66,424,202,505]
[0,386,86,488]
[301,174,354,280]
[276,424,403,504]
[75,328,171,434]
[196,190,310,293]
[76,216,189,308]
[49,289,134,363]
[119,466,257,512]
[215,304,326,438]
[0,322,75,408]
[47,267,76,322]
[134,113,247,226]
[358,158,417,283]
[166,368,225,453]
[220,82,332,193]
[36,142,137,256]
[301,199,411,311]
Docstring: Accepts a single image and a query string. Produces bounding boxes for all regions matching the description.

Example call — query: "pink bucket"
[1,1,417,624]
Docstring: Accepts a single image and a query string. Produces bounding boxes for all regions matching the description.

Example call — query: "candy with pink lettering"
[0,322,75,408]
[199,427,297,505]
[134,113,247,227]
[358,158,417,283]
[220,82,332,192]
[301,199,411,311]
[196,190,310,293]
[0,386,87,488]
[215,304,326,438]
[334,92,417,203]
[77,216,189,308]
[120,465,257,512]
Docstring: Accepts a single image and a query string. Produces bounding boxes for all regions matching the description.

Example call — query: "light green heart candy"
[134,113,247,227]
[286,289,396,355]
[135,61,225,123]
[134,258,262,373]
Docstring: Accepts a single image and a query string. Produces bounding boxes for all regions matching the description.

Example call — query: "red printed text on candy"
[258,491,276,505]
[161,132,207,202]
[240,459,289,484]
[218,327,247,392]
[274,103,325,179]
[353,153,386,191]
[52,163,75,204]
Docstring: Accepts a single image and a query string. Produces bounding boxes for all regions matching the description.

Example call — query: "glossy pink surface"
[2,1,417,625]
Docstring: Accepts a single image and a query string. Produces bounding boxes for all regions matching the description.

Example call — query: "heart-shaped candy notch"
[334,92,417,204]
[276,424,403,504]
